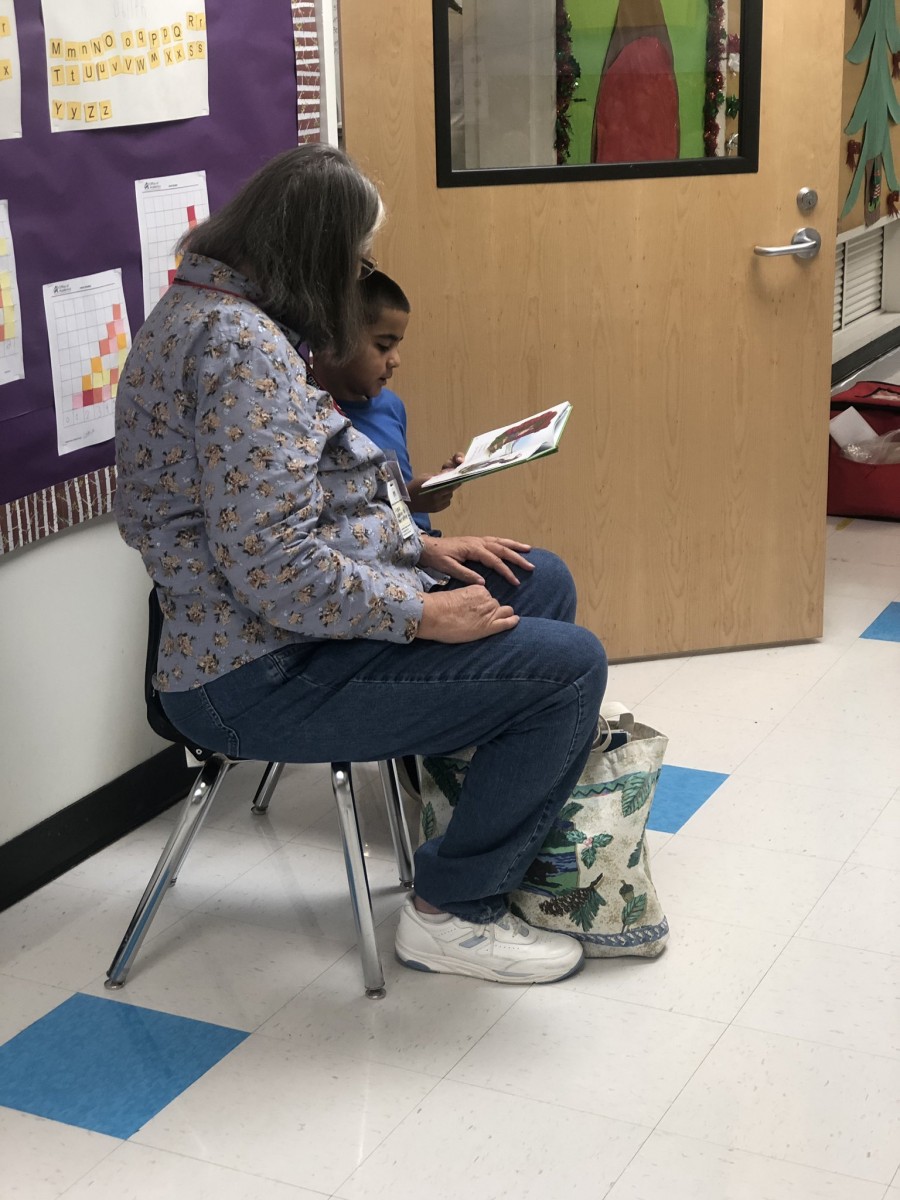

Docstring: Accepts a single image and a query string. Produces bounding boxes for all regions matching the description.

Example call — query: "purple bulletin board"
[0,0,300,543]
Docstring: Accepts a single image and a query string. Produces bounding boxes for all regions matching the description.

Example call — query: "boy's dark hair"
[361,269,411,324]
[179,144,381,361]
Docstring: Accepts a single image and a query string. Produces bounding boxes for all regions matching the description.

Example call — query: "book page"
[424,404,570,489]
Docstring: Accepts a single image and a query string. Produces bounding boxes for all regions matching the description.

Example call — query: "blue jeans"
[161,550,607,922]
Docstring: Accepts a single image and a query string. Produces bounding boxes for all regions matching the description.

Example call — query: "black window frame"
[432,0,763,188]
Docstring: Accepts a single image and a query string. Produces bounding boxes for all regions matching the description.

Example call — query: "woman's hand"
[419,535,533,586]
[407,475,460,514]
[416,586,519,642]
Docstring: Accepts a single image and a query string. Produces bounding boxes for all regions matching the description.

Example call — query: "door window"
[434,0,762,186]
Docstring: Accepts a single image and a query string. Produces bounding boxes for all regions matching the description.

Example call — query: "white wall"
[0,515,165,845]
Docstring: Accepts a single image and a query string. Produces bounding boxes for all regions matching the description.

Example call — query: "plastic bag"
[841,428,900,464]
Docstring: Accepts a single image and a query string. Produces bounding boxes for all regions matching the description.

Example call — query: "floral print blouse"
[115,254,429,692]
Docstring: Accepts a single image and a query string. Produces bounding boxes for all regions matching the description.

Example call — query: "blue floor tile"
[649,764,729,834]
[0,993,247,1139]
[861,601,900,643]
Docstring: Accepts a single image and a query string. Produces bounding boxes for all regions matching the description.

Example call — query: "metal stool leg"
[168,757,238,886]
[331,762,386,999]
[251,761,285,814]
[378,759,415,888]
[105,756,232,988]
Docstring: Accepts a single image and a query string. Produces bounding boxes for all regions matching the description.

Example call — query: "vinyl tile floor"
[1,513,899,1200]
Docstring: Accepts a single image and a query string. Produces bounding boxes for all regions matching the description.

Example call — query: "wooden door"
[339,1,845,659]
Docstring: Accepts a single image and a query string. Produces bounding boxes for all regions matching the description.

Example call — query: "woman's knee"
[520,618,607,696]
[514,548,578,622]
[570,624,608,699]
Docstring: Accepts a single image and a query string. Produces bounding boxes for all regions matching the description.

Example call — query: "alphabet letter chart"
[0,0,21,140]
[0,200,24,385]
[41,0,208,132]
[43,270,132,455]
[135,171,209,317]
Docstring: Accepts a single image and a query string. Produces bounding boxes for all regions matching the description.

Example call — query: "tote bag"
[418,715,669,958]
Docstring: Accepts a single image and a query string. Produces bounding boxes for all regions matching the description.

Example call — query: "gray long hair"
[179,144,382,361]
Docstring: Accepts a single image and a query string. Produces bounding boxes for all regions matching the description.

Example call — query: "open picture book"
[419,402,572,492]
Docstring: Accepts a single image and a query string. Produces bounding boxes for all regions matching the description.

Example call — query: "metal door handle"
[754,227,821,259]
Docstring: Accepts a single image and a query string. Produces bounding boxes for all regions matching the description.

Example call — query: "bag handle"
[592,701,636,749]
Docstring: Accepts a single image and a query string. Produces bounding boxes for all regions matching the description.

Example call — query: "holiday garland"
[703,0,727,156]
[555,2,581,164]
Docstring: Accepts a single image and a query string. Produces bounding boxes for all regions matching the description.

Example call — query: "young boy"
[308,270,461,531]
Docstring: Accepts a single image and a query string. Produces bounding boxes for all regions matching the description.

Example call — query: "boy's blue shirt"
[341,388,432,531]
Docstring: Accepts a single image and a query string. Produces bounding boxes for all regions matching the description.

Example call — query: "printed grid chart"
[0,242,16,341]
[0,200,23,383]
[44,270,131,454]
[136,172,209,315]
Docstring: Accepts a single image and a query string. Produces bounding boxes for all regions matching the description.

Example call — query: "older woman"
[115,144,607,984]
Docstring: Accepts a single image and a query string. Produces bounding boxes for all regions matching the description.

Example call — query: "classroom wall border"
[292,0,322,141]
[0,466,116,556]
[0,745,195,913]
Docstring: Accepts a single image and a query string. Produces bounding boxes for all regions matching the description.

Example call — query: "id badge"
[383,453,411,500]
[384,469,417,540]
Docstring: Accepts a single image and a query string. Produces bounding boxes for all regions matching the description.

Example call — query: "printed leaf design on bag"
[539,874,607,931]
[620,771,655,817]
[422,755,469,807]
[542,803,587,853]
[619,880,647,931]
[570,886,605,932]
[580,833,614,870]
[421,801,438,841]
[627,836,644,869]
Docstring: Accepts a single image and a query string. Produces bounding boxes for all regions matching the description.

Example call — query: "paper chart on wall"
[136,171,209,317]
[41,0,208,133]
[0,0,22,140]
[0,201,24,386]
[43,270,132,456]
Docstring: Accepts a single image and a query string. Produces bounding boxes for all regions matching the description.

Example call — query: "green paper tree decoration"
[842,0,900,219]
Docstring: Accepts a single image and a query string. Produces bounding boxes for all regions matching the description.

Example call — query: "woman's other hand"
[419,535,533,586]
[416,586,519,642]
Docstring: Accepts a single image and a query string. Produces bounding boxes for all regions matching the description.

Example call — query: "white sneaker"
[395,898,584,984]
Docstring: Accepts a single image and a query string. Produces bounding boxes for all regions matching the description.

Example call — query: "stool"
[104,591,415,999]
[105,753,414,999]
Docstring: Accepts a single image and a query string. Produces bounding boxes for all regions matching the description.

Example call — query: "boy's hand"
[407,475,459,513]
[406,455,465,514]
[415,586,519,642]
[418,535,533,586]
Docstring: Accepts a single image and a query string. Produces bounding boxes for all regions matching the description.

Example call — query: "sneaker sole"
[395,944,584,985]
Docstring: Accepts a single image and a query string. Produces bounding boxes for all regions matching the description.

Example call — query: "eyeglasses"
[359,257,377,279]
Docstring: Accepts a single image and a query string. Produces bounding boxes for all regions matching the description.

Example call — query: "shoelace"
[491,912,532,941]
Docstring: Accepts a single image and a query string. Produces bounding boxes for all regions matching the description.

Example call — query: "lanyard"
[171,277,248,302]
